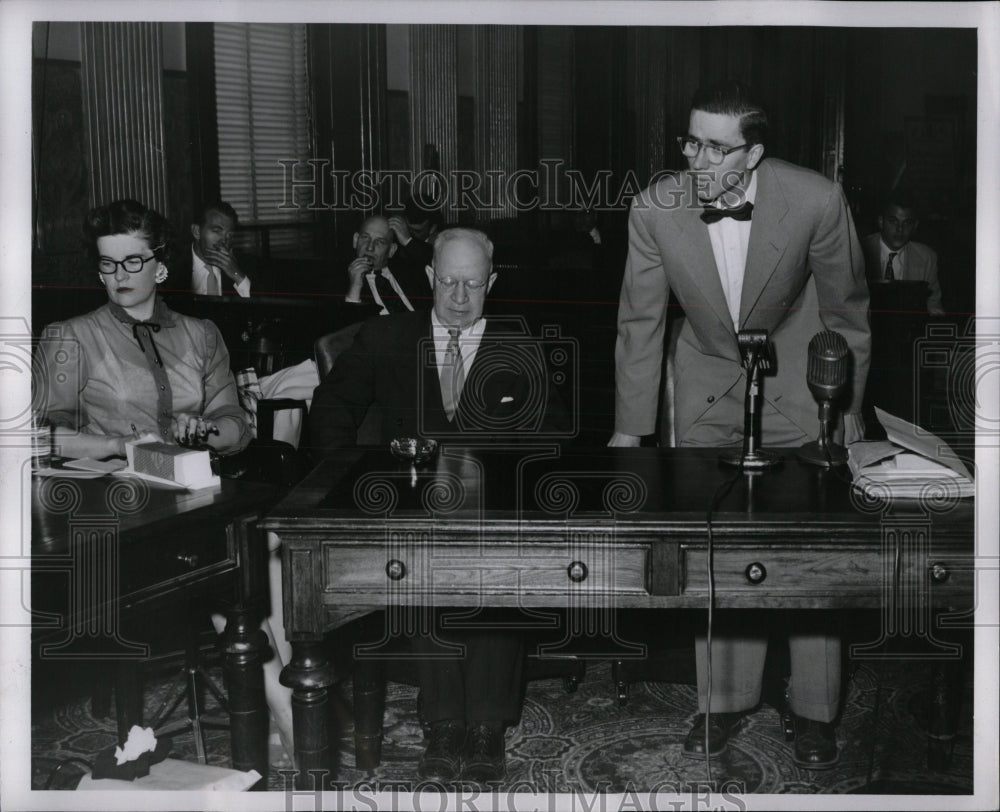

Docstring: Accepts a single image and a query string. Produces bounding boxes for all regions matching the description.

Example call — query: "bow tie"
[700,201,754,224]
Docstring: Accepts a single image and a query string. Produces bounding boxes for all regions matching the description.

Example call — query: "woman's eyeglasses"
[98,245,165,275]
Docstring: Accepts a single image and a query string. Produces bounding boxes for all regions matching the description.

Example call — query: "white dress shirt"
[705,171,758,331]
[430,311,486,384]
[191,246,251,298]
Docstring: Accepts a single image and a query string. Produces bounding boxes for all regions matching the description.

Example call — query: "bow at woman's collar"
[108,296,175,368]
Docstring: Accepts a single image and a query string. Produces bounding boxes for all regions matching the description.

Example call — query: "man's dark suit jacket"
[310,309,571,455]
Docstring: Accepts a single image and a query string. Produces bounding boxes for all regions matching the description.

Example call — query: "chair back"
[313,322,383,444]
[314,322,364,379]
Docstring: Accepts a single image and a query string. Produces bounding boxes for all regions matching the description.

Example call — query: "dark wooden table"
[32,472,276,784]
[262,446,975,785]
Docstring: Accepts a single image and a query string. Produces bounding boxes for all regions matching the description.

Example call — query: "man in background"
[863,192,944,315]
[173,200,252,297]
[342,214,423,322]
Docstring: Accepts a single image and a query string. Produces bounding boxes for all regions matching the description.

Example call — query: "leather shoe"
[463,721,506,784]
[792,715,839,769]
[682,712,745,758]
[418,720,465,782]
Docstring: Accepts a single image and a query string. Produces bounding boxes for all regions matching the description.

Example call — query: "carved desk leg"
[926,625,970,771]
[281,639,337,789]
[224,605,269,786]
[352,652,387,770]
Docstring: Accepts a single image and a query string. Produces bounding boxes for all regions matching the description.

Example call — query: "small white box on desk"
[123,441,220,490]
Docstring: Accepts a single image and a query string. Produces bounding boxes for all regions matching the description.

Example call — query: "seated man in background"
[862,192,944,315]
[386,189,444,284]
[173,200,253,297]
[311,228,570,784]
[343,214,423,321]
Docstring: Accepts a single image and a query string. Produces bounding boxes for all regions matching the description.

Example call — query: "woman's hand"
[172,413,220,447]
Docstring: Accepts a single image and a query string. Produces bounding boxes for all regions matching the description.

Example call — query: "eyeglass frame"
[97,244,166,275]
[676,136,752,164]
[433,274,489,292]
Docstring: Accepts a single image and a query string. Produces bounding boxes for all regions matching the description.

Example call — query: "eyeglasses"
[677,136,751,164]
[434,275,487,291]
[97,245,165,275]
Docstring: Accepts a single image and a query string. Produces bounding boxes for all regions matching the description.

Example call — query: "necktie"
[884,252,897,282]
[366,269,415,314]
[440,328,465,422]
[206,269,221,296]
[701,201,754,224]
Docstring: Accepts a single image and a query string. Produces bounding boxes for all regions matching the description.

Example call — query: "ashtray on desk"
[390,437,439,465]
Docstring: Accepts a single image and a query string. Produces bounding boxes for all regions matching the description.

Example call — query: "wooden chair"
[313,323,382,445]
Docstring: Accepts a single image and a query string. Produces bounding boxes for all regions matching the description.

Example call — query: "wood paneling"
[474,26,519,220]
[80,23,168,213]
[408,25,458,218]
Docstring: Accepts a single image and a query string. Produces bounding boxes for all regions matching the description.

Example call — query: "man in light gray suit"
[863,192,944,315]
[611,80,871,768]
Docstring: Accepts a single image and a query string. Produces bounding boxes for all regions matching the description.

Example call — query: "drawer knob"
[745,562,767,584]
[931,562,950,583]
[385,559,407,581]
[567,561,588,583]
[175,552,200,569]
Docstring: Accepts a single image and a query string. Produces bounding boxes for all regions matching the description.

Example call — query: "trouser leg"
[462,627,524,724]
[787,631,841,723]
[694,611,767,713]
[409,609,466,723]
[410,608,526,725]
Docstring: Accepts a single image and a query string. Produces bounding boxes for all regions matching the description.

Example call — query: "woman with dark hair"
[36,198,251,459]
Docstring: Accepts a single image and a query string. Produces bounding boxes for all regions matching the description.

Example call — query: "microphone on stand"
[719,330,782,470]
[797,330,850,467]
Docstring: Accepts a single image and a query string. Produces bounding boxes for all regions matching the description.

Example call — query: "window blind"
[214,23,314,256]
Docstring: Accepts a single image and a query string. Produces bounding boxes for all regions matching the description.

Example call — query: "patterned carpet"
[32,619,974,799]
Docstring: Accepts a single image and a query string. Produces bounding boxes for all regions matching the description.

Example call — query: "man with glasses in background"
[610,80,870,768]
[311,228,569,784]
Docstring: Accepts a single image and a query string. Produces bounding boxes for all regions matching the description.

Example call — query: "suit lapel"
[739,160,790,326]
[674,175,736,338]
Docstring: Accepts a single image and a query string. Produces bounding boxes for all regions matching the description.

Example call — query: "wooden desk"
[263,446,975,784]
[32,473,275,783]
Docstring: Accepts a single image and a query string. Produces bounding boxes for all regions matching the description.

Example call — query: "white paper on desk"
[847,408,974,498]
[876,407,974,481]
[62,457,128,473]
[33,467,105,479]
[110,469,191,489]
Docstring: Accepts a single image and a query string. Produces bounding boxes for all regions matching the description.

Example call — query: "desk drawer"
[682,545,974,604]
[323,542,648,598]
[119,528,235,599]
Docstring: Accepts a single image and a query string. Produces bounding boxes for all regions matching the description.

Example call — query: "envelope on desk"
[847,408,974,499]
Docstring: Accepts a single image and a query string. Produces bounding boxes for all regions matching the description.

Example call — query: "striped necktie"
[884,252,897,282]
[440,328,466,421]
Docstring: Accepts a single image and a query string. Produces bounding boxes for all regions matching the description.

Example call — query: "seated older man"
[311,227,571,784]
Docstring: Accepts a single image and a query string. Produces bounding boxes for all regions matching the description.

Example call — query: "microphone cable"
[702,345,760,783]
